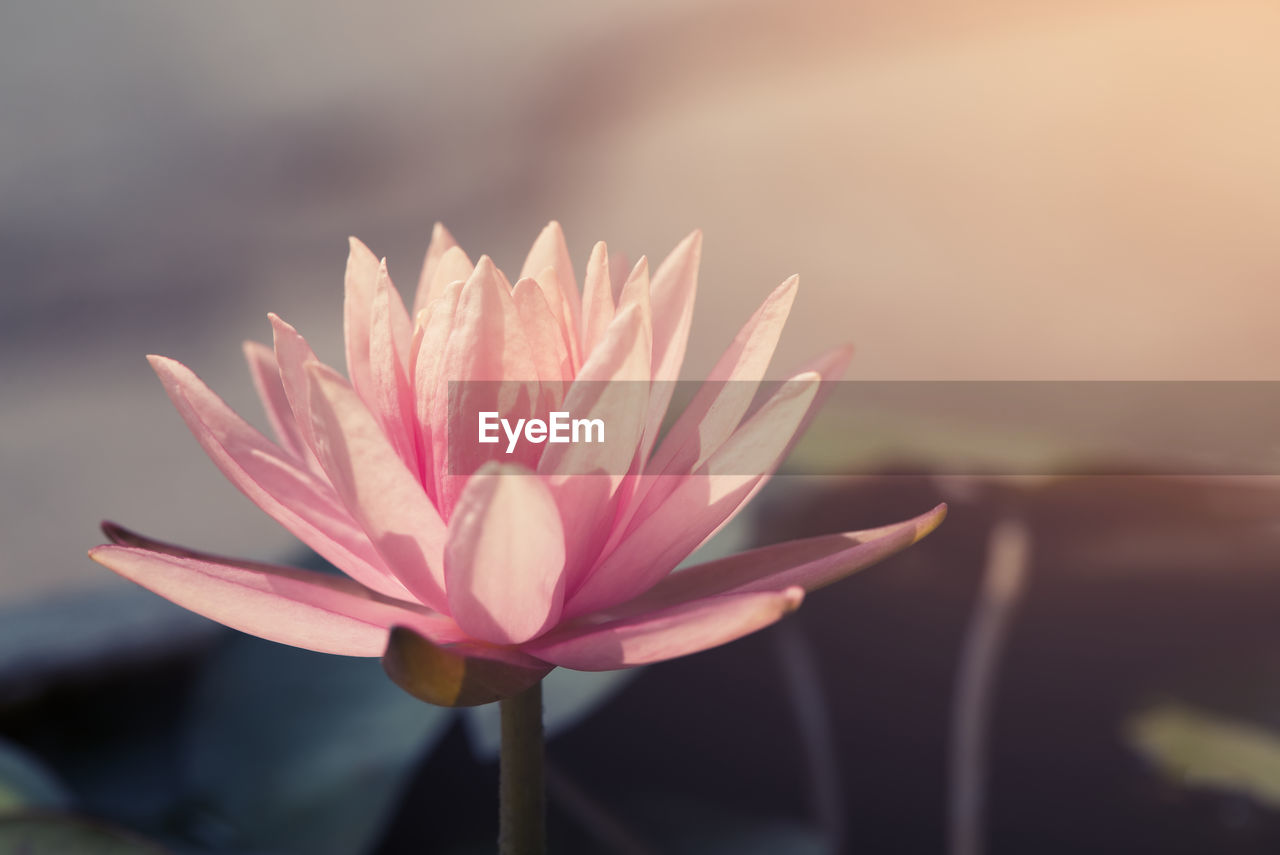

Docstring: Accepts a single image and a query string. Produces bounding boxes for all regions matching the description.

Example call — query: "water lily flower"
[90,223,944,706]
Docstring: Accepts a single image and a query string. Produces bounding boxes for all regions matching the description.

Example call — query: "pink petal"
[511,277,571,405]
[612,504,947,618]
[520,220,582,343]
[646,275,799,479]
[242,340,307,463]
[525,587,804,671]
[343,237,381,405]
[306,362,450,612]
[369,260,419,468]
[410,278,466,495]
[147,355,409,600]
[700,343,855,544]
[431,257,541,515]
[412,222,461,317]
[531,264,581,373]
[416,244,475,324]
[268,313,324,455]
[444,463,566,645]
[579,241,615,361]
[540,299,652,592]
[638,230,701,464]
[90,540,461,657]
[626,276,801,537]
[567,371,820,617]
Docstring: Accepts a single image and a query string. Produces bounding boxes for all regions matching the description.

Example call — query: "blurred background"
[3,1,1280,852]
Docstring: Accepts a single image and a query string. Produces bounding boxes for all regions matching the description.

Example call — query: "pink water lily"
[90,223,944,706]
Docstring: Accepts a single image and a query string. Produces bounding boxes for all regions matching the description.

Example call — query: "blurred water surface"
[3,0,1279,602]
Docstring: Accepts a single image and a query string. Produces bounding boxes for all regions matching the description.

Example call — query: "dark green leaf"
[0,740,72,815]
[182,635,454,855]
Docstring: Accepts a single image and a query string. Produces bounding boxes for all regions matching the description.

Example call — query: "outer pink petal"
[540,299,652,592]
[89,543,460,657]
[525,587,804,671]
[444,463,566,646]
[412,222,462,317]
[567,371,820,617]
[520,221,582,345]
[343,237,381,404]
[646,275,799,479]
[147,355,409,600]
[306,362,449,612]
[268,313,325,455]
[242,340,307,463]
[579,241,615,361]
[699,343,855,546]
[613,504,947,618]
[638,230,701,464]
[369,260,419,469]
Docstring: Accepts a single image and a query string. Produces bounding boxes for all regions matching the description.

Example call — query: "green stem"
[499,680,545,855]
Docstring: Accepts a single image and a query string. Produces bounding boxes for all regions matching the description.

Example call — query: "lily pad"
[0,739,72,815]
[181,634,454,855]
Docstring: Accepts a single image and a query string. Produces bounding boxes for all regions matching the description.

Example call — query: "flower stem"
[499,680,545,855]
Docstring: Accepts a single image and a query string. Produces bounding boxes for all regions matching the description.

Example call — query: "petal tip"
[916,503,948,541]
[782,585,805,611]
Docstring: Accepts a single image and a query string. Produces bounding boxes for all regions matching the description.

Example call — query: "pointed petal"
[579,241,615,360]
[417,244,475,322]
[307,362,450,612]
[242,340,307,462]
[369,260,419,467]
[511,277,570,403]
[638,230,701,463]
[411,278,466,495]
[383,626,552,707]
[647,275,799,479]
[269,313,324,454]
[343,236,381,403]
[567,372,820,617]
[526,587,804,671]
[432,257,541,515]
[532,264,581,372]
[413,222,461,317]
[147,355,409,600]
[540,298,652,592]
[90,540,459,657]
[444,463,566,645]
[520,220,581,338]
[615,504,947,617]
[698,343,855,544]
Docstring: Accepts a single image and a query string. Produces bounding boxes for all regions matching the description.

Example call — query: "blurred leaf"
[0,815,166,854]
[463,667,638,759]
[181,635,454,855]
[1128,703,1280,807]
[0,739,72,815]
